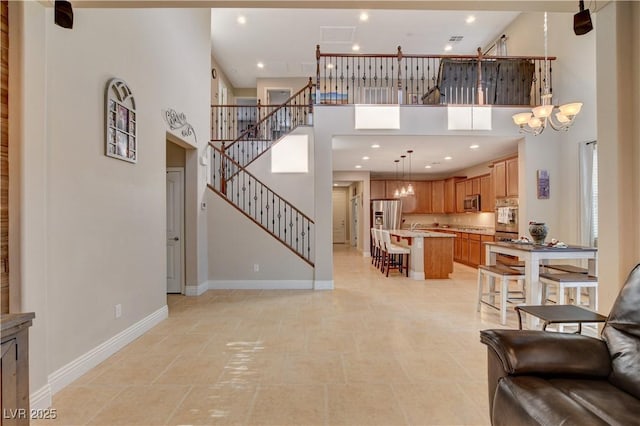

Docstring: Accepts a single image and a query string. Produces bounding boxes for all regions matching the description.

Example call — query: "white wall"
[11,3,211,400]
[207,126,316,285]
[595,1,640,312]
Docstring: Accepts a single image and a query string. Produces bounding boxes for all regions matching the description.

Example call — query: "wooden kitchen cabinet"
[460,232,469,263]
[472,178,481,195]
[453,232,462,261]
[416,181,432,213]
[479,174,493,212]
[493,156,518,199]
[455,181,465,213]
[431,180,445,213]
[506,157,519,197]
[370,180,386,199]
[468,233,481,266]
[444,178,457,213]
[480,234,495,265]
[493,160,506,198]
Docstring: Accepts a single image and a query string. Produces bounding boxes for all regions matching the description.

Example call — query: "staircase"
[208,80,315,266]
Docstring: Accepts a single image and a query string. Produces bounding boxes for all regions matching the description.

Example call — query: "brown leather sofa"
[480,264,640,425]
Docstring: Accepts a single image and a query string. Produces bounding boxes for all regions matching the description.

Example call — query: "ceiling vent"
[448,35,464,43]
[320,26,356,44]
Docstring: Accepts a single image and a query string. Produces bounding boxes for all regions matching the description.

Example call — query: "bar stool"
[540,272,598,310]
[370,228,381,268]
[380,230,410,277]
[373,228,384,271]
[476,265,526,325]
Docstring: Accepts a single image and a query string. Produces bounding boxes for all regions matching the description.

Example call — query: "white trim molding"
[185,281,208,296]
[313,280,334,290]
[40,305,168,401]
[208,280,313,290]
[30,384,52,411]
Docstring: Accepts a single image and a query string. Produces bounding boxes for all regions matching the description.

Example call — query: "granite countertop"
[486,241,597,252]
[415,226,495,236]
[392,230,456,238]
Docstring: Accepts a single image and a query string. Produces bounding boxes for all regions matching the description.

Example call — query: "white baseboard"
[409,271,425,280]
[185,281,208,296]
[208,280,313,290]
[314,280,334,290]
[30,383,52,411]
[44,305,168,396]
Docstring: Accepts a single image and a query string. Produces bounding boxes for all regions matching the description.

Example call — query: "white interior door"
[332,189,347,244]
[166,169,184,293]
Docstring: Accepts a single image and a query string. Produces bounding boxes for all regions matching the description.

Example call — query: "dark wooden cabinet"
[1,313,35,426]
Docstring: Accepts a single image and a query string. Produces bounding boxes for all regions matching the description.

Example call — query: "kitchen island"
[390,230,455,279]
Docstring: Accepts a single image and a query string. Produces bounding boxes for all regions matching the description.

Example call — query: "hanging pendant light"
[400,155,407,197]
[512,12,582,135]
[406,150,415,196]
[393,160,401,198]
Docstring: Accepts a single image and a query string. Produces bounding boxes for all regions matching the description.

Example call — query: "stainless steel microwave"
[464,194,480,212]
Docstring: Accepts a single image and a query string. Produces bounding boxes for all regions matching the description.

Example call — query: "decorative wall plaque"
[105,78,137,163]
[163,109,197,144]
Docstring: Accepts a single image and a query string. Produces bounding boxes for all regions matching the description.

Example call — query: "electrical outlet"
[115,304,122,318]
[253,264,259,272]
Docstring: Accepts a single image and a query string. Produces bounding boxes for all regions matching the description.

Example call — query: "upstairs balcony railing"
[315,45,556,107]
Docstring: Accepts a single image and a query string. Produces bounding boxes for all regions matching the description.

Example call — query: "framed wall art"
[105,78,137,163]
[537,169,550,199]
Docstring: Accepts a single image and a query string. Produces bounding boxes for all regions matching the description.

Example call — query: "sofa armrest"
[480,329,611,378]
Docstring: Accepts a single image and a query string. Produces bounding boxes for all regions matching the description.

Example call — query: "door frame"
[166,167,185,294]
[350,194,360,248]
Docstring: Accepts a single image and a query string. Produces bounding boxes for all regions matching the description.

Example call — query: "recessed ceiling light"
[257,62,264,69]
[371,144,380,148]
[237,15,246,25]
[444,44,453,52]
[424,165,432,169]
[355,165,362,169]
[362,156,370,160]
[352,44,360,51]
[444,156,453,160]
[470,144,480,149]
[360,12,369,21]
[333,183,338,186]
[326,63,334,69]
[466,15,476,24]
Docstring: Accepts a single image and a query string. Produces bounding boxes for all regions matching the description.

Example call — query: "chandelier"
[512,12,582,135]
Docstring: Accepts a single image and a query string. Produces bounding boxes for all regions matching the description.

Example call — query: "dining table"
[484,241,598,327]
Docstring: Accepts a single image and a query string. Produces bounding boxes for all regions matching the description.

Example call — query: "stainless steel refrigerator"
[371,200,403,230]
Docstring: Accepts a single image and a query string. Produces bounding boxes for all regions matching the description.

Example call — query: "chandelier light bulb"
[528,117,543,129]
[555,112,570,123]
[532,104,554,118]
[512,112,532,126]
[407,183,415,195]
[559,102,583,117]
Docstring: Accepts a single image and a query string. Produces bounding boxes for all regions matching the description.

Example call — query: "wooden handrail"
[226,78,314,146]
[209,143,315,224]
[208,183,314,267]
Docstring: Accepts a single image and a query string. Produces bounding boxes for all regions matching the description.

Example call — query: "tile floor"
[34,245,523,426]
